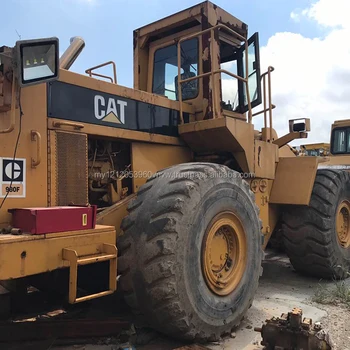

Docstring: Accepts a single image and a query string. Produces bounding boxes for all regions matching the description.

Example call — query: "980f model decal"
[0,158,26,198]
[47,81,181,136]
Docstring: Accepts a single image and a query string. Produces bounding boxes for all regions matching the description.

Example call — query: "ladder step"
[74,290,115,304]
[62,243,117,304]
[77,253,117,265]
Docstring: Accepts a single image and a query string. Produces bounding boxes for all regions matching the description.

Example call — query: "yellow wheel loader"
[1,1,349,342]
[299,143,329,156]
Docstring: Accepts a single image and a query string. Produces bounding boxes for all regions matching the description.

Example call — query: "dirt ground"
[49,250,350,350]
[207,251,350,350]
[316,304,350,350]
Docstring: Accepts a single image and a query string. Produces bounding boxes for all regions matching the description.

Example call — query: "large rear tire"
[283,169,350,279]
[118,163,262,341]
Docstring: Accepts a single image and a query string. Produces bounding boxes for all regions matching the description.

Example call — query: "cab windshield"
[332,128,350,154]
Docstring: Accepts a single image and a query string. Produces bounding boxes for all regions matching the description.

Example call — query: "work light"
[16,37,59,87]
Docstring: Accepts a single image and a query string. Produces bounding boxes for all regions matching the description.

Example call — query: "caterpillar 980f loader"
[1,1,349,341]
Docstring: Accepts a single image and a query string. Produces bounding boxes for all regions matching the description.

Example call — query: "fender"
[270,156,319,205]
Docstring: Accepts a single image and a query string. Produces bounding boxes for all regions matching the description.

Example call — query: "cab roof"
[134,1,248,43]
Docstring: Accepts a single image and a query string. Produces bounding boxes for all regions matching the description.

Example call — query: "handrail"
[31,130,42,167]
[88,72,114,83]
[52,121,85,130]
[176,23,252,124]
[264,66,274,142]
[252,104,276,117]
[263,69,267,128]
[267,67,274,142]
[180,69,248,85]
[250,67,275,142]
[85,61,117,84]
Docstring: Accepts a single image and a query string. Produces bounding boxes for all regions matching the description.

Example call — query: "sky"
[1,0,349,144]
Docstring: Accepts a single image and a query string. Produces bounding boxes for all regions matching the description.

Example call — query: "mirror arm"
[273,131,308,148]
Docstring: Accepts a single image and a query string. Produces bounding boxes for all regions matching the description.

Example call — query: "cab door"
[237,32,262,113]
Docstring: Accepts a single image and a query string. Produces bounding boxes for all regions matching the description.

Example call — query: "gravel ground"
[315,304,350,350]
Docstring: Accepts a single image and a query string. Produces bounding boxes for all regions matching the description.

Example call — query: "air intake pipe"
[59,36,85,70]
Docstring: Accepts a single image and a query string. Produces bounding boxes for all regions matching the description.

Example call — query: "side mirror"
[289,118,311,133]
[16,37,59,87]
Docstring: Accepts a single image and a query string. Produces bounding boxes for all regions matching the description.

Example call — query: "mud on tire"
[117,163,262,341]
[283,169,350,279]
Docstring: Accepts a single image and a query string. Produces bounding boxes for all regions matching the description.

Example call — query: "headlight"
[16,37,59,87]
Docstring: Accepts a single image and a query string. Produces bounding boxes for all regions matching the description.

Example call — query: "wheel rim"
[202,211,247,296]
[336,200,350,248]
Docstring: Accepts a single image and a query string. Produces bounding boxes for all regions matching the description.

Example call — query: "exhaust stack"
[59,36,85,70]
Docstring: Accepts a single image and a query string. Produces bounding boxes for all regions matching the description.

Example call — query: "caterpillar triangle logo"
[103,112,122,124]
[94,95,127,124]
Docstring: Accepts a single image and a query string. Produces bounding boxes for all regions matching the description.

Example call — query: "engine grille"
[54,131,88,206]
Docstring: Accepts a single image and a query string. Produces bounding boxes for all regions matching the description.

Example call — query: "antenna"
[15,29,21,40]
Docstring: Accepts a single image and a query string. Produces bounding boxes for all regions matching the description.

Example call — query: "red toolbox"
[9,206,97,234]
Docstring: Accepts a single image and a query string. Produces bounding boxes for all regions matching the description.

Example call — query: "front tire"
[283,169,350,279]
[118,163,262,341]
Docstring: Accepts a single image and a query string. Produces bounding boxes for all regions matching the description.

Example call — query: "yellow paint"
[202,211,247,296]
[270,157,318,205]
[336,200,350,248]
[0,225,116,280]
[131,142,192,192]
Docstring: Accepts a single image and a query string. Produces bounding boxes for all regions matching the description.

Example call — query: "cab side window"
[152,38,198,101]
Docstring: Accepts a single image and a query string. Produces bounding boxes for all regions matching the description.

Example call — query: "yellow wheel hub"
[336,200,350,248]
[202,212,247,296]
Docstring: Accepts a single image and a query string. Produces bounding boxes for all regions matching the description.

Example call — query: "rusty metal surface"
[133,0,249,123]
[135,1,247,43]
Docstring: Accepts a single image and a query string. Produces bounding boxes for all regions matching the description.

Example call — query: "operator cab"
[134,1,262,122]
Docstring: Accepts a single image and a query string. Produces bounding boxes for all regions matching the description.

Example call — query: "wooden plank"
[0,318,130,342]
[173,345,212,350]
